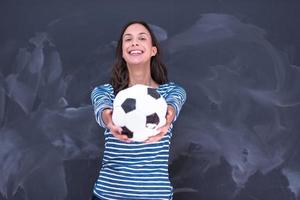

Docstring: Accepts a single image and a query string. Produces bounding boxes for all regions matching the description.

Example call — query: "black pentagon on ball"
[121,126,133,138]
[146,113,160,125]
[147,88,160,99]
[121,98,136,113]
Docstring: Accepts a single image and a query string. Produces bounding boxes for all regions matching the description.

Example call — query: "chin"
[127,59,149,66]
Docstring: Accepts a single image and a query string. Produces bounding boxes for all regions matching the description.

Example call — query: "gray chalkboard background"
[1,0,300,200]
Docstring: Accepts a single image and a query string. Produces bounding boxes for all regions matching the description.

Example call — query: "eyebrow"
[123,32,149,38]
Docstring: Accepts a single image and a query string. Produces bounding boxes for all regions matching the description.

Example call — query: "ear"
[151,46,157,57]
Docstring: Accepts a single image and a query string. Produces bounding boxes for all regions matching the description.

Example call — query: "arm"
[145,83,187,143]
[101,108,131,142]
[165,105,176,127]
[91,84,114,129]
[164,83,187,122]
[101,108,114,128]
[91,85,130,142]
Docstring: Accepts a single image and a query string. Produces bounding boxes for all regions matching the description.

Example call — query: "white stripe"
[103,157,167,163]
[97,180,171,189]
[102,159,168,166]
[95,190,170,200]
[100,175,169,184]
[93,189,119,200]
[100,171,169,182]
[104,151,169,160]
[95,187,171,199]
[105,150,169,159]
[103,167,168,175]
[107,136,171,143]
[103,165,168,171]
[95,183,171,194]
[107,142,170,149]
[101,168,168,178]
[101,169,168,178]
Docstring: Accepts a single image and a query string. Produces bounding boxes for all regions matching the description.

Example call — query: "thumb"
[117,126,123,134]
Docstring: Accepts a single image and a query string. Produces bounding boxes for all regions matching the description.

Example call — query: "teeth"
[130,50,142,54]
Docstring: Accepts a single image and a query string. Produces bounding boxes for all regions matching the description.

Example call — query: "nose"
[131,42,139,47]
[131,39,139,46]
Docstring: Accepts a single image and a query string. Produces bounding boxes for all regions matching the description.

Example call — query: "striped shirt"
[91,82,186,200]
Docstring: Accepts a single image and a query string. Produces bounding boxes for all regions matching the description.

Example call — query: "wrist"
[102,108,113,128]
[166,105,175,124]
[106,122,113,129]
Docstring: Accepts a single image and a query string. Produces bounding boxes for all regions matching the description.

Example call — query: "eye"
[139,37,146,41]
[124,38,132,42]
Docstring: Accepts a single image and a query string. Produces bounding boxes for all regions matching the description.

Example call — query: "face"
[122,23,157,66]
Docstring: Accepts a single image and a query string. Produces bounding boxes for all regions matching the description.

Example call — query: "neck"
[127,63,156,87]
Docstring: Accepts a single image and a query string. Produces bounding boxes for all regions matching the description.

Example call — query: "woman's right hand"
[107,122,131,142]
[102,109,131,142]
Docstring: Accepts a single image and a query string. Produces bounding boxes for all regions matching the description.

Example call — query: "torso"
[93,83,176,200]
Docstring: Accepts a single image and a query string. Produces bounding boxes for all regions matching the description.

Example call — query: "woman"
[91,21,186,200]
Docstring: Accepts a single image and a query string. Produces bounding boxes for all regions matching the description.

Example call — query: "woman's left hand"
[144,105,175,143]
[144,122,171,143]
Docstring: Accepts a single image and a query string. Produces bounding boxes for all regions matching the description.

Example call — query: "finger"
[156,127,163,132]
[144,136,159,143]
[111,131,126,140]
[156,127,166,133]
[118,134,132,143]
[144,138,153,143]
[114,125,123,133]
[113,127,124,135]
[111,125,123,134]
[115,136,130,143]
[118,127,123,133]
[154,130,165,138]
[143,136,152,143]
[156,125,167,132]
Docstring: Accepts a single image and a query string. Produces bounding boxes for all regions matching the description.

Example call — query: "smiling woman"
[108,21,171,95]
[90,21,186,200]
[122,24,157,69]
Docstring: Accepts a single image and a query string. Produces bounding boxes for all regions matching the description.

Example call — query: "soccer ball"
[112,84,167,142]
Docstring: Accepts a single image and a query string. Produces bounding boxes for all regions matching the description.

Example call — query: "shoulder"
[159,82,186,93]
[92,83,113,92]
[91,83,114,97]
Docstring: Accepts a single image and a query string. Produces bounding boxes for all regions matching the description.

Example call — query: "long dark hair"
[111,20,168,94]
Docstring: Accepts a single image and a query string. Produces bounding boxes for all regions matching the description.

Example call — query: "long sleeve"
[164,83,187,122]
[91,84,114,129]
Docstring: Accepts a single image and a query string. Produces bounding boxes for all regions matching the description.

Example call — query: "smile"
[129,50,143,55]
